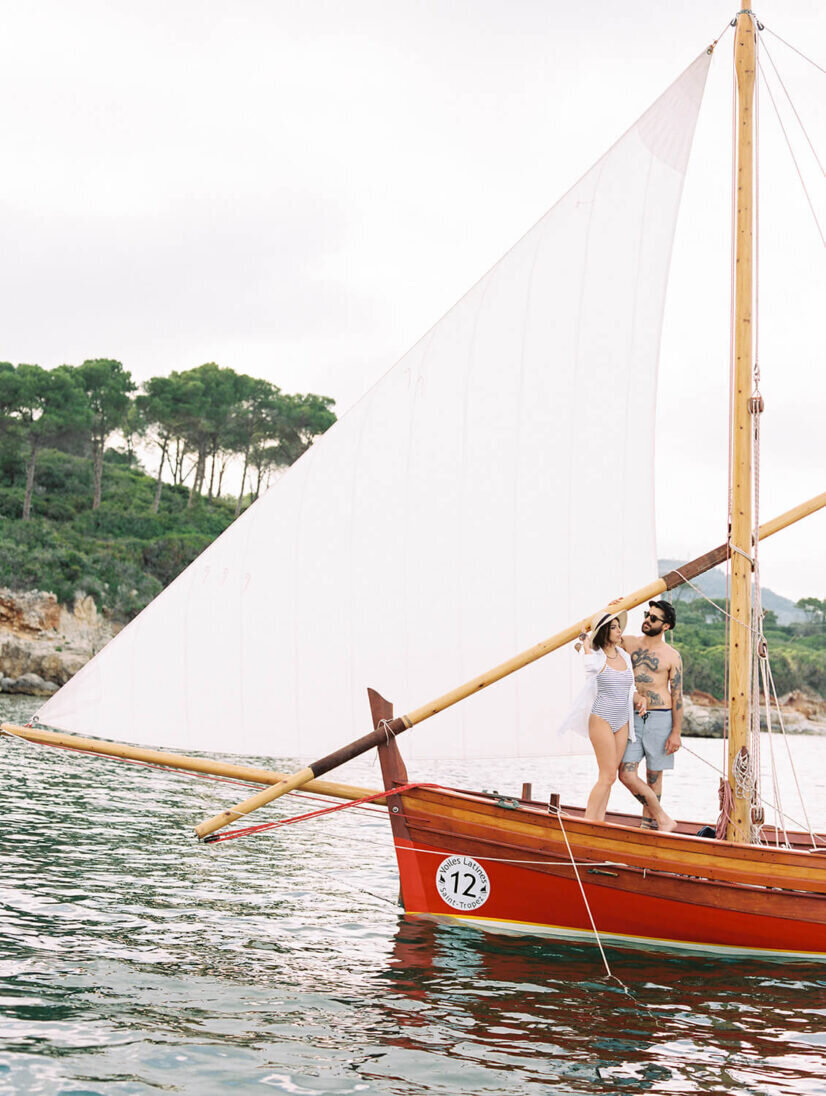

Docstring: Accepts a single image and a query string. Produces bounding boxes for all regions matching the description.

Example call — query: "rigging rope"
[550,804,624,990]
[708,19,735,55]
[680,741,824,846]
[760,653,790,846]
[761,37,826,177]
[760,650,820,845]
[202,783,431,843]
[757,61,826,247]
[763,26,826,76]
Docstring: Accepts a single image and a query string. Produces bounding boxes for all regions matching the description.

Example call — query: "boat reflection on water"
[372,914,826,1093]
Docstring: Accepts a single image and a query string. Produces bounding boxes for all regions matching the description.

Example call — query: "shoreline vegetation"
[0,358,335,616]
[0,360,823,731]
[1,584,824,735]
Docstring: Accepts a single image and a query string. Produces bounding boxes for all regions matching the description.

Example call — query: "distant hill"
[657,559,805,626]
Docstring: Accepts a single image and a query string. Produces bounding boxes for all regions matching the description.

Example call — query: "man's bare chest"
[630,646,673,691]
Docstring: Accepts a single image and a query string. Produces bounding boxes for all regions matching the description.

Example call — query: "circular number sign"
[435,855,490,911]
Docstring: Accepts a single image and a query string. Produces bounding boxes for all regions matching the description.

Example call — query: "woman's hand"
[634,692,647,715]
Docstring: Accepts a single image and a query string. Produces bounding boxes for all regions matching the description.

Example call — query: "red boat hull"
[392,833,826,959]
[375,732,826,961]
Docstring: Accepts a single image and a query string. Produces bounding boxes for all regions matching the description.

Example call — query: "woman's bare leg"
[585,716,623,822]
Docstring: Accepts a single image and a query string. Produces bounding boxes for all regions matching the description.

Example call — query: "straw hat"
[590,607,627,636]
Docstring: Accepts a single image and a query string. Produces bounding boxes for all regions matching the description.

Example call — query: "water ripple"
[2,711,826,1094]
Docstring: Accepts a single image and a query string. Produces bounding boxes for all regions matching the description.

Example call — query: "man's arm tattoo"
[670,663,683,711]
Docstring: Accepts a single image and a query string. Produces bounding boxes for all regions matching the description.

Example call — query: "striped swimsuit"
[592,662,634,732]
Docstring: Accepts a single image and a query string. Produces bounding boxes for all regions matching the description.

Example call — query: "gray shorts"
[622,711,674,771]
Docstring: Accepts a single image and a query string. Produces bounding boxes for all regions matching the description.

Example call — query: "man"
[619,600,682,829]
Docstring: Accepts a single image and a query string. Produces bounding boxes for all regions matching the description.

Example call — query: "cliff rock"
[0,589,121,696]
[683,691,826,737]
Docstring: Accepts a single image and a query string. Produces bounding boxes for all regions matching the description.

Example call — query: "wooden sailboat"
[365,14,826,959]
[364,13,826,959]
[3,13,825,959]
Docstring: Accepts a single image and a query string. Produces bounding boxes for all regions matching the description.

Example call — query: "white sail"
[37,53,711,761]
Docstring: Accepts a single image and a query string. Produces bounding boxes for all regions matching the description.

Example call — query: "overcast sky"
[1,1,824,600]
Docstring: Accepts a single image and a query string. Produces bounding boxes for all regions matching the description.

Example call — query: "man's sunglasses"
[644,611,665,624]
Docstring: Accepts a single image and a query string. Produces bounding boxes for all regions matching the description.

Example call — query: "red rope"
[204,781,433,843]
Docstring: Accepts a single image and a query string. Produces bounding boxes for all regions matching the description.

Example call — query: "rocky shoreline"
[0,588,121,698]
[1,588,825,736]
[682,690,826,737]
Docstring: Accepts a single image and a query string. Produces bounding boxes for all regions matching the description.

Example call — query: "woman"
[571,608,676,829]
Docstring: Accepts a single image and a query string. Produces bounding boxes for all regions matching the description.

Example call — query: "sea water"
[1,693,825,1095]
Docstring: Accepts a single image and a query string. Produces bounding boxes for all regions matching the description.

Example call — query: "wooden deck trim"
[398,789,826,893]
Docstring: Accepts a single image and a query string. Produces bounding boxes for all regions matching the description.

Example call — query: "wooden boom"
[0,724,384,804]
[193,490,826,840]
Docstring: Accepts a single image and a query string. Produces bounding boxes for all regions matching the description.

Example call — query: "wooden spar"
[0,723,384,804]
[659,491,826,590]
[193,490,826,840]
[728,12,757,842]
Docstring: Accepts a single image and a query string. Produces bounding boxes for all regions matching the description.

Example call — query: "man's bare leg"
[618,762,674,832]
[641,769,663,830]
[619,761,646,813]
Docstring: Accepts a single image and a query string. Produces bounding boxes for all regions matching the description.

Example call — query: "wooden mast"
[727,11,757,842]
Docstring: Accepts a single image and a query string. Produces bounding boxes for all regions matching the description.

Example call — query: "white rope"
[729,543,754,566]
[671,569,758,636]
[761,650,820,846]
[758,60,826,247]
[551,805,623,987]
[680,742,825,846]
[760,655,789,847]
[733,747,757,806]
[708,20,734,57]
[747,313,763,845]
[761,37,826,177]
[763,26,826,76]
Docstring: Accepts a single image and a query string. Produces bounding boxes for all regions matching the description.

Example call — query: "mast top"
[732,10,764,29]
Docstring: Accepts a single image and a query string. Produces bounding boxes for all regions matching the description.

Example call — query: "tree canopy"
[1,364,90,520]
[0,358,336,520]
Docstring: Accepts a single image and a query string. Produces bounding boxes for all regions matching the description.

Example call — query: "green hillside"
[670,596,826,701]
[0,358,336,619]
[0,448,236,617]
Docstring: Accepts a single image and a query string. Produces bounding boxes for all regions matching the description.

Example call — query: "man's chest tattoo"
[632,649,660,674]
